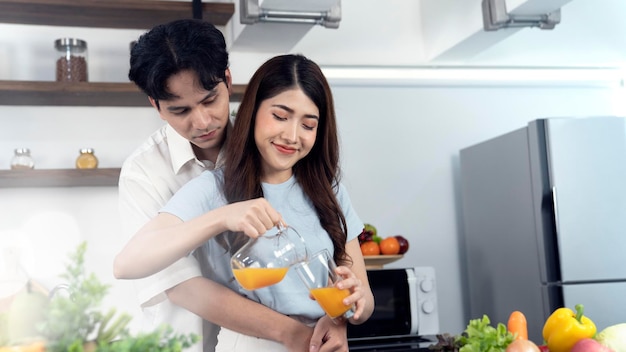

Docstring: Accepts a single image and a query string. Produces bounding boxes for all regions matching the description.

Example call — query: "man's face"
[151,69,232,161]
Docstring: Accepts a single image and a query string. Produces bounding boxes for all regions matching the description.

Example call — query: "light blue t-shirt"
[160,169,363,321]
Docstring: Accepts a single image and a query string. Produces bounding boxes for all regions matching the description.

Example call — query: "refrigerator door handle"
[551,186,560,239]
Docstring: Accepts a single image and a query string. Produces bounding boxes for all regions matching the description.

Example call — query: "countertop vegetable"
[542,304,597,352]
[506,339,540,352]
[429,315,515,352]
[596,323,626,352]
[507,311,528,341]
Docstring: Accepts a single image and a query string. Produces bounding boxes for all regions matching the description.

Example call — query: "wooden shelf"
[0,80,246,106]
[363,255,403,269]
[0,2,239,186]
[0,168,121,188]
[0,0,235,29]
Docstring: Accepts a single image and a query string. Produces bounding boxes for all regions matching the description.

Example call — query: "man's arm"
[309,315,349,352]
[167,277,315,351]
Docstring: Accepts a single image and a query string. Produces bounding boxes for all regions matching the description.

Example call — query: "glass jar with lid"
[10,148,35,170]
[76,148,98,169]
[55,38,88,82]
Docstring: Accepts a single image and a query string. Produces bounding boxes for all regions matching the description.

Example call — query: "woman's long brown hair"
[222,54,350,265]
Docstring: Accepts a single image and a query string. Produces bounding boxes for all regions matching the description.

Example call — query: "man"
[116,19,348,352]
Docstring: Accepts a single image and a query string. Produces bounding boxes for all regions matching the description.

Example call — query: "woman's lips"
[274,143,296,154]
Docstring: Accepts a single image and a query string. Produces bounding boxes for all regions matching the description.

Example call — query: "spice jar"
[55,38,88,82]
[10,148,35,170]
[76,148,98,169]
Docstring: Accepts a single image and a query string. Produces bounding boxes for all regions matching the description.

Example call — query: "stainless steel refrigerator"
[459,116,626,343]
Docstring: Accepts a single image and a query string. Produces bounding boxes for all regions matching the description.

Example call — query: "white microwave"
[347,267,439,341]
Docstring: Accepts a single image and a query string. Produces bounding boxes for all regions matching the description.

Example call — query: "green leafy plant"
[429,315,514,352]
[457,315,514,352]
[38,242,198,352]
[94,326,198,352]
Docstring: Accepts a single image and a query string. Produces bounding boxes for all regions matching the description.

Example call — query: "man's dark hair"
[129,19,229,105]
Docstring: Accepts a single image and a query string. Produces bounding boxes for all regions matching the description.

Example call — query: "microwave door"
[407,269,419,335]
[347,269,413,339]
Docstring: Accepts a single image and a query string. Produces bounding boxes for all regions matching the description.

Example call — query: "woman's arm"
[338,238,375,325]
[113,198,282,279]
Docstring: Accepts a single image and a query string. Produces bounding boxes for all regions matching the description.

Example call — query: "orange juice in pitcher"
[231,225,307,290]
[232,267,289,290]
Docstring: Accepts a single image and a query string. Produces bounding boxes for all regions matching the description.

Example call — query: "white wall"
[2,3,626,339]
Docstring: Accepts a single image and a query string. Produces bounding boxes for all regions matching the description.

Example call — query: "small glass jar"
[10,148,35,170]
[76,148,98,169]
[55,38,88,82]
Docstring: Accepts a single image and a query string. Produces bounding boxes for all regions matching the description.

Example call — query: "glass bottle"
[55,38,88,82]
[76,148,98,169]
[10,148,35,170]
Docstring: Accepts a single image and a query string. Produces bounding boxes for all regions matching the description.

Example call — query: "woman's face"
[254,88,319,184]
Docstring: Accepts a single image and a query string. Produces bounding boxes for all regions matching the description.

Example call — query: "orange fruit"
[360,241,380,256]
[380,237,400,255]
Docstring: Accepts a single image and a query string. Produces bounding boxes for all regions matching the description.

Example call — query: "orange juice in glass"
[309,286,352,318]
[295,249,355,320]
[231,225,307,290]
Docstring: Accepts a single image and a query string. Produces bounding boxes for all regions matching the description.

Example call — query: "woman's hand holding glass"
[295,249,365,323]
[332,264,367,322]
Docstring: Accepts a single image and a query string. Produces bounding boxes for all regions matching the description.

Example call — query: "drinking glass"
[231,224,307,290]
[294,249,355,320]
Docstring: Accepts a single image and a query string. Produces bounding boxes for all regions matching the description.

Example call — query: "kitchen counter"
[348,335,436,351]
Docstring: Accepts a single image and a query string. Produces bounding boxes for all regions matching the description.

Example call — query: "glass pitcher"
[231,224,307,290]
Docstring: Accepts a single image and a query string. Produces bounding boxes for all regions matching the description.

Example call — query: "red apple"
[571,338,614,352]
[395,235,410,254]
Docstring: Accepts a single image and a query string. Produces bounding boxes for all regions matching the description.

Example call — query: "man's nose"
[190,108,211,129]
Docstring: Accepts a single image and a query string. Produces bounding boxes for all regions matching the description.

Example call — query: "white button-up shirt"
[118,123,225,352]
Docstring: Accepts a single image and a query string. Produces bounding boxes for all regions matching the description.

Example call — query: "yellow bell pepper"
[542,304,596,352]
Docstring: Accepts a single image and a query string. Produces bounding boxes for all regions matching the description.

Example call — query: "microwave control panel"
[411,266,440,336]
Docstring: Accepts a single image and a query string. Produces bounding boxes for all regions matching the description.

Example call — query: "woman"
[115,54,374,351]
